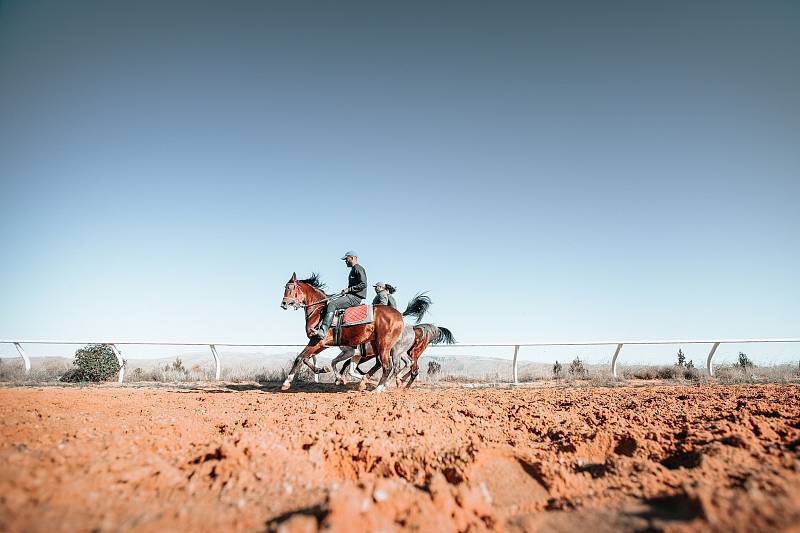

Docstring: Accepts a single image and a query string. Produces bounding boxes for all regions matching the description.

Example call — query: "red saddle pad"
[342,305,368,324]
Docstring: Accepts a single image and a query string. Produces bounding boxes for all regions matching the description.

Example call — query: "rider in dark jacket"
[313,250,366,338]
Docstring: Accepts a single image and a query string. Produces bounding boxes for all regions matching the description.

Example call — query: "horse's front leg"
[303,357,331,374]
[282,344,324,391]
[348,345,364,380]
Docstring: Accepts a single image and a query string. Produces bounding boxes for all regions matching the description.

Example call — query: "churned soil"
[0,383,798,532]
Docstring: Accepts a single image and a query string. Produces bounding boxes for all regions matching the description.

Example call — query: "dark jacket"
[347,264,367,299]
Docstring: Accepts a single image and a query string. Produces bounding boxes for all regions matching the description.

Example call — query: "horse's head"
[281,272,304,310]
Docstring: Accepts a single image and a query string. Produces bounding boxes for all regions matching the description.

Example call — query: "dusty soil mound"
[0,383,798,532]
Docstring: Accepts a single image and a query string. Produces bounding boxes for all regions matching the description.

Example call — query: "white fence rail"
[2,338,798,383]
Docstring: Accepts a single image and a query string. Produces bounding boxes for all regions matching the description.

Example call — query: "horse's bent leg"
[395,353,412,387]
[303,358,331,374]
[282,345,323,391]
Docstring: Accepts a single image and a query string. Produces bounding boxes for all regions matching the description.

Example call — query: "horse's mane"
[299,273,327,292]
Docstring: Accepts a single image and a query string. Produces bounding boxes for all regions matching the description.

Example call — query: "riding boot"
[314,309,335,338]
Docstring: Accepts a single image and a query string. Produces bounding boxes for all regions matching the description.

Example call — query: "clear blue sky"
[1,2,798,362]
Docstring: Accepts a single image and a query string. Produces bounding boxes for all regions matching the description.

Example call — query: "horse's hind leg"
[405,367,420,388]
[394,352,410,387]
[373,338,400,394]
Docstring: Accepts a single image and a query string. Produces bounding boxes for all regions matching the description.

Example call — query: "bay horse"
[341,323,455,388]
[330,292,431,386]
[279,272,405,392]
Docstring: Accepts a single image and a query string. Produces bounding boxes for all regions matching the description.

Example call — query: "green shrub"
[61,344,121,382]
[736,352,754,369]
[676,349,686,368]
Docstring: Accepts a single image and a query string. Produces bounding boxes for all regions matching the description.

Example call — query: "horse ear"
[291,272,297,281]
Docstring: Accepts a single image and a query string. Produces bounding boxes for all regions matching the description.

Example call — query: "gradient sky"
[1,1,798,363]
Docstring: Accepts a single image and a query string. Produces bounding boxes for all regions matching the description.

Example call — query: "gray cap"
[340,250,358,260]
[373,281,385,288]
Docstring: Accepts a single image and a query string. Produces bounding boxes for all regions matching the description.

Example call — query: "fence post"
[512,345,520,384]
[611,343,624,378]
[209,345,221,380]
[706,342,720,376]
[13,343,31,374]
[110,344,125,383]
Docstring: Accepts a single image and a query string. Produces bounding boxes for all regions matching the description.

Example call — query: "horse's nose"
[281,302,287,309]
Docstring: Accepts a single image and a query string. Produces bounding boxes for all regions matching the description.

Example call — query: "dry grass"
[3,355,799,387]
[714,363,800,385]
[0,358,71,383]
[124,365,296,383]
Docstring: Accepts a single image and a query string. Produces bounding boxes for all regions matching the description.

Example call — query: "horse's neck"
[302,284,326,324]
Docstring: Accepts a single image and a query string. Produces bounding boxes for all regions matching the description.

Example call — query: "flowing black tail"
[402,292,432,324]
[414,324,456,345]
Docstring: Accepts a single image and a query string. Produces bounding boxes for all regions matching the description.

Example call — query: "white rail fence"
[2,338,798,384]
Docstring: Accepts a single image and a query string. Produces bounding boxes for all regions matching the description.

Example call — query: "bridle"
[283,282,332,310]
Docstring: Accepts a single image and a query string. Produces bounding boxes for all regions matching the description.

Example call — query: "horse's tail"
[414,324,456,345]
[402,292,432,324]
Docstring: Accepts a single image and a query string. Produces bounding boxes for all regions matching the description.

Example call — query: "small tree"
[61,344,120,382]
[736,352,754,369]
[569,357,587,379]
[552,360,563,379]
[686,359,694,369]
[427,360,441,377]
[676,349,686,368]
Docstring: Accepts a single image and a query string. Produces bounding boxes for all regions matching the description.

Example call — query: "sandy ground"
[0,382,798,532]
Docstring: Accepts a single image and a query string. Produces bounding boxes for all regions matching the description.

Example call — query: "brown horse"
[342,323,455,388]
[280,272,405,392]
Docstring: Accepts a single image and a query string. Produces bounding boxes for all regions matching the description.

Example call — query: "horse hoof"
[372,385,386,393]
[281,381,291,391]
[357,380,367,391]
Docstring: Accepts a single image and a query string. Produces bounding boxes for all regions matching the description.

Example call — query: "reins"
[287,282,336,309]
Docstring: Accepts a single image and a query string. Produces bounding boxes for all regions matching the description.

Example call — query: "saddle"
[332,304,373,346]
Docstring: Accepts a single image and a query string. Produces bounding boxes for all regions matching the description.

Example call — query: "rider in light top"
[372,282,397,310]
[313,250,367,338]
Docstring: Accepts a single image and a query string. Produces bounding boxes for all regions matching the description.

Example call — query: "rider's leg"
[314,295,362,338]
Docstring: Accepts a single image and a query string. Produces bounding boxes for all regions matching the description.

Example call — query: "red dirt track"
[1,383,799,532]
